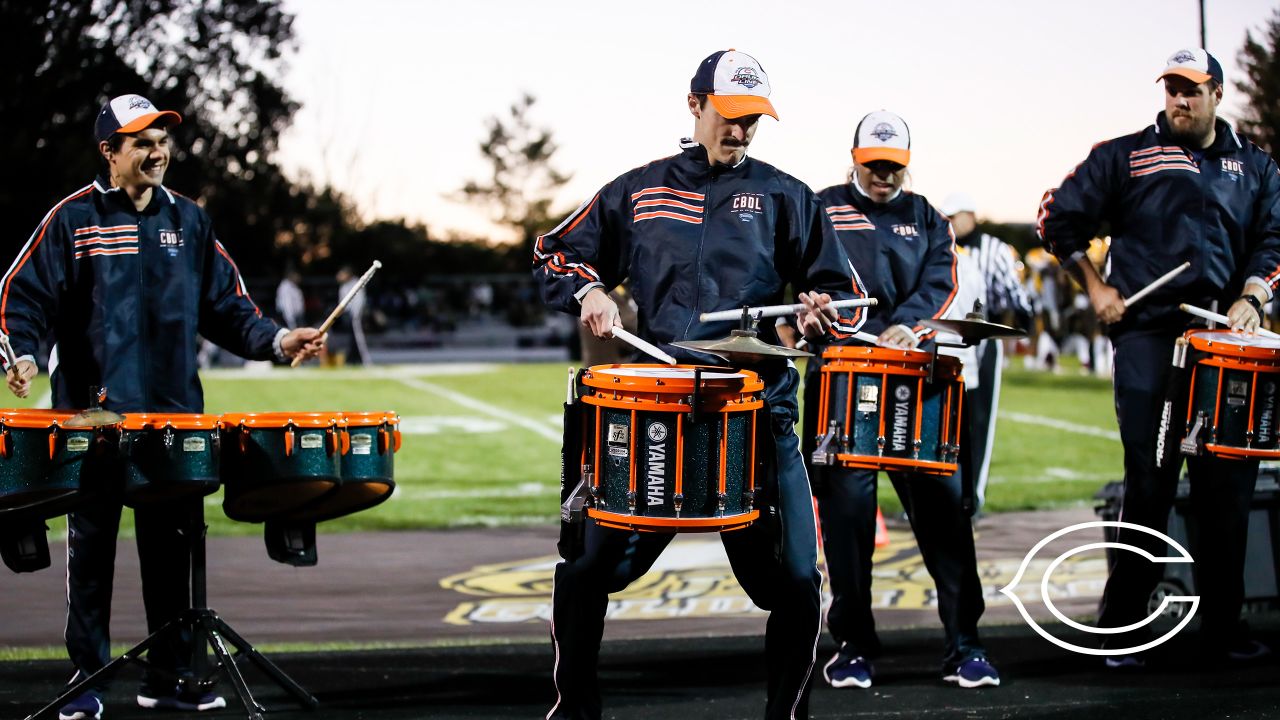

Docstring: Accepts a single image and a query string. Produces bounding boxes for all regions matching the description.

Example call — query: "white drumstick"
[0,333,18,370]
[291,260,382,367]
[1180,303,1280,340]
[1124,262,1191,308]
[699,298,878,323]
[611,326,678,365]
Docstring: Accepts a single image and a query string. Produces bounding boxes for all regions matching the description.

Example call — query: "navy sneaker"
[58,691,103,720]
[136,685,226,712]
[943,656,1000,688]
[1104,654,1146,670]
[823,650,873,689]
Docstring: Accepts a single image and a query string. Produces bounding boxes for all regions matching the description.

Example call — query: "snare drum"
[285,412,399,523]
[0,409,114,519]
[120,414,221,506]
[1183,329,1280,459]
[812,346,964,476]
[219,412,342,522]
[578,364,763,533]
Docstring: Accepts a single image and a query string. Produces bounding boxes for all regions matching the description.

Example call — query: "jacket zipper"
[681,172,716,340]
[136,207,150,409]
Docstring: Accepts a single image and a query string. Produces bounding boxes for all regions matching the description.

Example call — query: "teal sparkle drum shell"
[219,412,342,522]
[120,414,221,507]
[284,412,399,523]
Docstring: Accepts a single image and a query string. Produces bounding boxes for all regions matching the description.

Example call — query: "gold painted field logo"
[439,532,1110,627]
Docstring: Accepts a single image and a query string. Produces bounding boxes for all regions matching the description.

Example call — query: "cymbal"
[919,317,1026,342]
[63,407,126,428]
[672,330,812,363]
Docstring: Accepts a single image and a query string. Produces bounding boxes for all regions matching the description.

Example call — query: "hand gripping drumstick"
[611,326,678,365]
[1180,303,1280,340]
[1124,262,1191,307]
[290,260,382,367]
[698,298,878,323]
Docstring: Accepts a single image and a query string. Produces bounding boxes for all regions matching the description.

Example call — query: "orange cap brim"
[853,147,910,167]
[708,94,778,120]
[1158,68,1212,84]
[117,110,183,134]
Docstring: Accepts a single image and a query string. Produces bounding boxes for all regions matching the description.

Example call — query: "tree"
[1237,7,1280,153]
[0,0,299,271]
[457,93,573,246]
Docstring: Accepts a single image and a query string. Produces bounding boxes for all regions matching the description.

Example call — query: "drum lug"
[626,490,636,513]
[0,426,8,459]
[715,492,726,517]
[912,439,921,460]
[284,424,295,457]
[163,427,175,449]
[876,435,886,456]
[1180,411,1208,456]
[673,492,684,514]
[743,489,755,509]
[811,420,840,466]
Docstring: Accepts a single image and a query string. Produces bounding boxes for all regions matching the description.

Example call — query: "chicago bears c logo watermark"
[1000,520,1199,656]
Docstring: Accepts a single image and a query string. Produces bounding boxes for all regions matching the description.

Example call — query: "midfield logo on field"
[438,532,1109,626]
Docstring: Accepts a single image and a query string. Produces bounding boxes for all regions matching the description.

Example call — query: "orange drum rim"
[582,363,764,394]
[122,413,220,430]
[342,411,400,427]
[0,408,78,428]
[219,412,343,428]
[1185,329,1280,361]
[821,345,936,364]
[587,507,759,533]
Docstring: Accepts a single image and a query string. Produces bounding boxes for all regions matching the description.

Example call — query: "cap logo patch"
[128,96,152,110]
[730,66,763,89]
[870,123,898,142]
[1171,50,1196,64]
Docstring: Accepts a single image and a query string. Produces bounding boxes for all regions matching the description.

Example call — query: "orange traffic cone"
[874,507,890,548]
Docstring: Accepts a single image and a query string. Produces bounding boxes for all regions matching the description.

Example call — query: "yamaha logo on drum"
[1259,381,1276,445]
[647,422,668,443]
[891,384,912,452]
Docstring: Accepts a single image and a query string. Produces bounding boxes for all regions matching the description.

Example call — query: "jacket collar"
[1153,112,1242,154]
[93,174,176,211]
[677,138,750,174]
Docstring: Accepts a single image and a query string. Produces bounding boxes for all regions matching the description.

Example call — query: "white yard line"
[999,411,1121,442]
[397,376,562,443]
[33,389,51,408]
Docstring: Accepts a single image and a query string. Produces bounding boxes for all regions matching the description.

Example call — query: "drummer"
[1,94,325,718]
[802,110,999,689]
[533,49,866,719]
[1039,49,1280,665]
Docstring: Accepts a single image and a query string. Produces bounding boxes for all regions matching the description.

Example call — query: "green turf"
[4,359,1124,536]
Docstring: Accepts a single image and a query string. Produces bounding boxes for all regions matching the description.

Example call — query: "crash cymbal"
[672,330,812,363]
[919,317,1026,342]
[63,407,125,428]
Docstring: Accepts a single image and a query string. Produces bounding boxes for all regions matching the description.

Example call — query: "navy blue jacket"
[534,141,866,364]
[0,178,282,412]
[1037,113,1280,336]
[817,183,958,340]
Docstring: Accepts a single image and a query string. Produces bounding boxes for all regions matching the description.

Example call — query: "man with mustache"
[1038,49,1280,666]
[2,94,325,719]
[534,49,865,719]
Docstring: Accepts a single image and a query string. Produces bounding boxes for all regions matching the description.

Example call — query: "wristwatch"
[1239,294,1263,317]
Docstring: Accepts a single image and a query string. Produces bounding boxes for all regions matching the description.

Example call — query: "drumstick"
[0,334,19,370]
[611,326,677,365]
[699,298,878,323]
[1179,303,1280,340]
[290,260,382,367]
[1124,262,1191,307]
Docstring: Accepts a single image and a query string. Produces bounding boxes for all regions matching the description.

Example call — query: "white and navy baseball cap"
[1158,48,1223,85]
[95,94,182,143]
[690,49,777,120]
[852,110,911,167]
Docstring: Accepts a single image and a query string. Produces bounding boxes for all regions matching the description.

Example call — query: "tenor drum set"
[560,298,1026,537]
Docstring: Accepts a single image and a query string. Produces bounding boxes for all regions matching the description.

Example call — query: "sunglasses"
[863,160,906,174]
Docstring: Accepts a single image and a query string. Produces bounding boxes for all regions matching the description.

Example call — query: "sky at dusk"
[276,0,1274,242]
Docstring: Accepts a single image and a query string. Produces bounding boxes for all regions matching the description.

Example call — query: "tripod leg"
[199,613,266,720]
[211,615,319,709]
[24,619,180,720]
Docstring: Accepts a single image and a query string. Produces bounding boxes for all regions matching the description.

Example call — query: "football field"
[9,360,1122,537]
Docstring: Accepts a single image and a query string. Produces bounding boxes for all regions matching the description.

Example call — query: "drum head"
[592,366,747,381]
[1186,329,1280,357]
